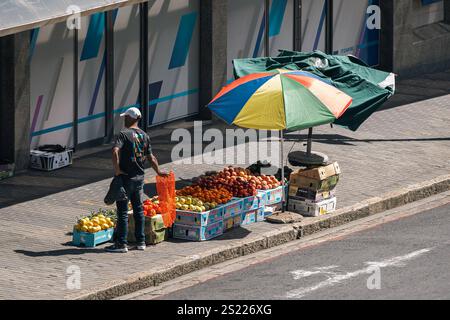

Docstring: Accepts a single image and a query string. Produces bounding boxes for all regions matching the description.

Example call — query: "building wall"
[29,0,200,149]
[227,0,294,80]
[393,0,450,77]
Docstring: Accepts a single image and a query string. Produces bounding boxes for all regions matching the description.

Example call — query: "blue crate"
[242,191,266,211]
[262,186,285,205]
[173,220,223,241]
[72,228,114,248]
[222,198,244,219]
[175,206,223,227]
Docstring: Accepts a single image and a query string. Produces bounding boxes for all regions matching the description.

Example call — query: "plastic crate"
[30,149,73,171]
[72,228,114,247]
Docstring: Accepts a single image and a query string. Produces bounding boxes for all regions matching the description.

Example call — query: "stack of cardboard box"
[288,162,341,217]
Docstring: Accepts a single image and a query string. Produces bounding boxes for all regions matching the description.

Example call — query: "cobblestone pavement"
[0,72,449,299]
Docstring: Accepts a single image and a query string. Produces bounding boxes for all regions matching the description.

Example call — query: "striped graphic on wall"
[169,11,198,69]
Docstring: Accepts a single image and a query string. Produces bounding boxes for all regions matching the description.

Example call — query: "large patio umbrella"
[208,69,352,210]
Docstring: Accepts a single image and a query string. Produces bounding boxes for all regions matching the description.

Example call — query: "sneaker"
[136,243,146,251]
[105,243,128,253]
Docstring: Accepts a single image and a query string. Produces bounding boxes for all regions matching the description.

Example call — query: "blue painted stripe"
[169,12,198,69]
[253,15,266,58]
[32,89,200,137]
[88,52,106,115]
[269,0,288,37]
[148,81,164,125]
[80,13,105,61]
[313,1,327,51]
[29,28,40,61]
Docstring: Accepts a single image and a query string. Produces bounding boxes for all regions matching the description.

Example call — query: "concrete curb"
[68,174,450,300]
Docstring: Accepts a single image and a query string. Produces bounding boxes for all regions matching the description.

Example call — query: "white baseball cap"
[120,107,142,119]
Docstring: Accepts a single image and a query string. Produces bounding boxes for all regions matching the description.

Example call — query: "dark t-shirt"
[113,127,152,180]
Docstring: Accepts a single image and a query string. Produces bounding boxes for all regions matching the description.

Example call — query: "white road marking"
[286,248,433,299]
[291,266,340,280]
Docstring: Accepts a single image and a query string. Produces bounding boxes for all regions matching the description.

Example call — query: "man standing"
[106,107,166,253]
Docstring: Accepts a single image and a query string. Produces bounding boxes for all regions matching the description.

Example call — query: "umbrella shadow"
[284,133,450,146]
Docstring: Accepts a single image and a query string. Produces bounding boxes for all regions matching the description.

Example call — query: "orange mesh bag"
[156,171,176,228]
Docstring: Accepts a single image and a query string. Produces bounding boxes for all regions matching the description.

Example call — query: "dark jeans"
[115,176,145,245]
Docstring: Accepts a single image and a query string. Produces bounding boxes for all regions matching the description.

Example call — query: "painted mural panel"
[113,5,140,134]
[228,0,265,80]
[301,0,326,52]
[333,0,380,66]
[147,0,200,126]
[77,14,107,144]
[30,23,75,149]
[269,0,294,57]
[228,0,294,79]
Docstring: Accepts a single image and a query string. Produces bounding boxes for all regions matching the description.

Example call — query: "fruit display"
[175,195,219,212]
[143,196,162,217]
[177,186,233,205]
[74,209,116,233]
[193,166,281,198]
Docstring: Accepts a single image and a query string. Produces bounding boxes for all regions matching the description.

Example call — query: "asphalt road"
[157,203,450,300]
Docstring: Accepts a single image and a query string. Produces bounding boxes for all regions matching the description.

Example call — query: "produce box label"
[175,206,223,227]
[288,197,337,217]
[173,221,223,241]
[222,198,244,219]
[290,174,340,191]
[72,228,114,248]
[223,215,242,232]
[242,191,266,211]
[289,187,336,202]
[262,186,284,205]
[264,203,283,217]
[241,208,265,226]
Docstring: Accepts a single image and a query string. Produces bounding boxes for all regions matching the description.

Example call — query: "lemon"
[98,218,107,225]
[97,214,105,219]
[108,221,115,228]
[88,226,96,233]
[81,226,89,232]
[101,223,110,230]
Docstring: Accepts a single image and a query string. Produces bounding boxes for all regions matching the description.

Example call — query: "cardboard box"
[30,149,73,171]
[293,162,341,181]
[241,208,265,226]
[289,174,340,191]
[264,202,283,217]
[173,220,223,241]
[288,197,337,217]
[223,215,242,232]
[242,191,266,211]
[260,186,285,205]
[175,206,223,227]
[222,198,244,219]
[289,187,336,202]
[128,214,167,245]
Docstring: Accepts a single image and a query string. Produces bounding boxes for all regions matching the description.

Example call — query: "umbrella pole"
[280,130,285,212]
[306,127,313,156]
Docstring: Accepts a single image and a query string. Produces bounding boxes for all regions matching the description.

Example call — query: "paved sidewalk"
[0,71,449,299]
